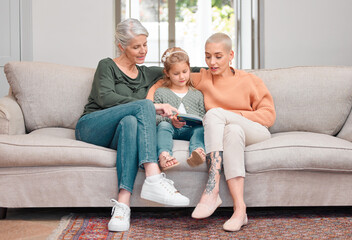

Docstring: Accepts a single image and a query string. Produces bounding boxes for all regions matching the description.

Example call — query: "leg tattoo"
[205,151,223,194]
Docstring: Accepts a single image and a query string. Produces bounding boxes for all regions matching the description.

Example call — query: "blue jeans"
[75,99,158,193]
[157,121,205,157]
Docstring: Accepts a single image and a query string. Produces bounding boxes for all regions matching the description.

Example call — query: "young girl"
[149,47,206,171]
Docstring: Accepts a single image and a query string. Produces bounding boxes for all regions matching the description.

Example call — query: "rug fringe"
[47,213,74,240]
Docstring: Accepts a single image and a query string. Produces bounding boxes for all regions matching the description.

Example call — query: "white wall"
[1,0,115,97]
[0,0,20,97]
[2,0,352,97]
[32,0,115,68]
[260,0,352,69]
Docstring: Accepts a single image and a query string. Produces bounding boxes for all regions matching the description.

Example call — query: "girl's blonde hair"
[161,47,193,88]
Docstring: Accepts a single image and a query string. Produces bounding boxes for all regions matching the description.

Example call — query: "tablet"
[176,113,203,126]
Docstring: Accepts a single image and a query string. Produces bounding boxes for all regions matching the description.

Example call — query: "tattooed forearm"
[205,151,223,194]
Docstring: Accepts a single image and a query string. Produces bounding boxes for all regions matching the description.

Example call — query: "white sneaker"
[140,172,190,206]
[108,199,131,232]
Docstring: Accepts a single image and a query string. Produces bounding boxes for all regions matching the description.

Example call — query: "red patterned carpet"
[52,207,352,239]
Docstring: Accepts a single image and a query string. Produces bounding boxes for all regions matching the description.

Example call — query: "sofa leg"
[0,207,7,219]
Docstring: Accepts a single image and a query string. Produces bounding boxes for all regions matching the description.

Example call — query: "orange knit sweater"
[146,68,276,127]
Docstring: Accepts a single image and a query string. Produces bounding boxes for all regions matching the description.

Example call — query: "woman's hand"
[154,103,178,118]
[171,115,186,128]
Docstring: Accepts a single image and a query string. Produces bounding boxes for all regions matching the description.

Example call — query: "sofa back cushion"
[5,62,352,136]
[249,66,352,135]
[5,62,95,132]
[337,111,352,142]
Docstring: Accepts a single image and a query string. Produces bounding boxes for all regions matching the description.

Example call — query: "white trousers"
[203,108,271,179]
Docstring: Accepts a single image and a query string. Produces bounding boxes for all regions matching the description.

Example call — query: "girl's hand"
[172,115,186,128]
[154,103,178,118]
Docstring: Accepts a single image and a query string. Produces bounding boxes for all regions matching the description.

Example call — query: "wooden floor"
[0,207,108,240]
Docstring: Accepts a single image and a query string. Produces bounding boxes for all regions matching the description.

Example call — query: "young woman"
[150,47,206,171]
[148,33,276,232]
[75,19,191,232]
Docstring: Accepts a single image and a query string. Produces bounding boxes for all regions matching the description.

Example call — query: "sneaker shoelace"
[110,199,127,219]
[160,173,179,194]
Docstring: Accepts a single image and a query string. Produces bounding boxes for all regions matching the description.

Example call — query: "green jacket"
[153,87,206,125]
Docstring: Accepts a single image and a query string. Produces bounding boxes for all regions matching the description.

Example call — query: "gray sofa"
[1,62,352,218]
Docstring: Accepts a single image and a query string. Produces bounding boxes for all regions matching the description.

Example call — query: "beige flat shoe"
[191,195,222,219]
[187,148,206,167]
[223,214,248,232]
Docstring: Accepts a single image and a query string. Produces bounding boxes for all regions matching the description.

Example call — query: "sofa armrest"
[0,95,26,135]
[337,108,352,142]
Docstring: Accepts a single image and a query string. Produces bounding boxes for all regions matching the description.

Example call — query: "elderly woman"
[75,18,193,232]
[147,33,276,232]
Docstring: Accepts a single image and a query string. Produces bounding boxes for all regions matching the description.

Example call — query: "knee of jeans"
[224,124,245,142]
[157,121,173,132]
[139,99,155,110]
[137,99,156,118]
[120,115,138,130]
[192,125,204,134]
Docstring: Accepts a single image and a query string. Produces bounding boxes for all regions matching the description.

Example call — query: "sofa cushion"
[337,110,352,142]
[4,62,95,132]
[248,66,352,135]
[29,127,76,139]
[245,132,352,173]
[0,129,116,168]
[171,133,352,173]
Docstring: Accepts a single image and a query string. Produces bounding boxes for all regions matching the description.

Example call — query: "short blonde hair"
[205,33,232,52]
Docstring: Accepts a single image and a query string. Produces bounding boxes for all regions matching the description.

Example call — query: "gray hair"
[115,18,149,56]
[205,33,232,52]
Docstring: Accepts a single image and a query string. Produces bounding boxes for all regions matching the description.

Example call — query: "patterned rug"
[49,207,352,239]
